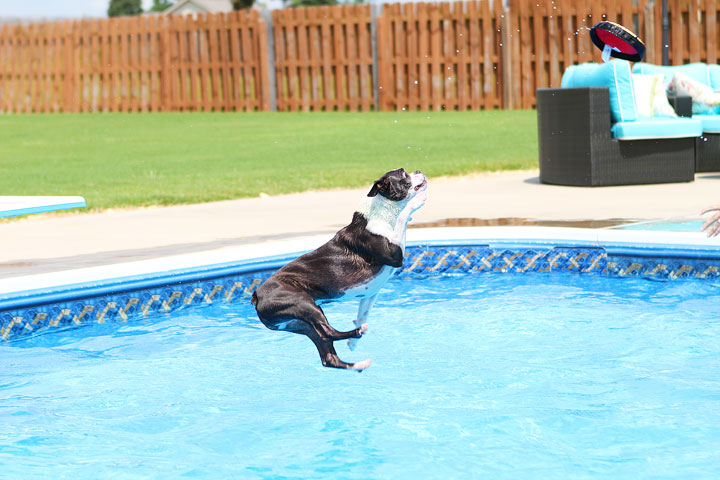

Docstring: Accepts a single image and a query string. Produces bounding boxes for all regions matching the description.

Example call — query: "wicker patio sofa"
[633,62,720,172]
[537,60,703,186]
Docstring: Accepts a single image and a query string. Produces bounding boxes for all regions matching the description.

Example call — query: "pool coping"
[1,226,718,309]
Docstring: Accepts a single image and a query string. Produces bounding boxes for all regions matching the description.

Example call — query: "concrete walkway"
[2,169,719,277]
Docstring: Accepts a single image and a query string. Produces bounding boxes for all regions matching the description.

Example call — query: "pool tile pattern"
[398,246,608,276]
[2,244,720,341]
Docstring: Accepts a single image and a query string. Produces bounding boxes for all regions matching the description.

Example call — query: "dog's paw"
[347,324,368,351]
[351,359,371,372]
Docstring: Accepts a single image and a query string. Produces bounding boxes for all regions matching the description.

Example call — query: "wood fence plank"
[405,2,417,111]
[547,0,560,88]
[454,1,467,111]
[376,8,389,110]
[670,0,681,64]
[319,6,333,110]
[416,3,430,110]
[440,2,453,110]
[285,10,298,110]
[345,6,357,111]
[307,7,321,110]
[688,0,699,63]
[357,5,372,111]
[391,3,404,110]
[481,0,493,109]
[707,0,717,64]
[198,15,212,111]
[294,7,309,111]
[428,3,441,111]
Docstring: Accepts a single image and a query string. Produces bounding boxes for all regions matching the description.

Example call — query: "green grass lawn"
[0,110,537,211]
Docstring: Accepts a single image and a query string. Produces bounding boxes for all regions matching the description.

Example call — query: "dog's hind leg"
[254,284,370,370]
[278,318,370,371]
[308,331,371,371]
[348,294,377,351]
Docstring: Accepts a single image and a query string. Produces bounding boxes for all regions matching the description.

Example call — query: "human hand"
[701,205,720,237]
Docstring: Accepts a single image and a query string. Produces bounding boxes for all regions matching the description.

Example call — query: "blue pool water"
[3,272,720,479]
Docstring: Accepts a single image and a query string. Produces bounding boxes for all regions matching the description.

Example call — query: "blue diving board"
[0,196,86,217]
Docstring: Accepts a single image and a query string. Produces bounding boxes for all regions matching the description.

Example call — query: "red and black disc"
[590,21,646,62]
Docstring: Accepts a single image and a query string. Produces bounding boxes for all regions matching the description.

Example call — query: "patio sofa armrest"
[537,87,695,186]
[667,95,692,117]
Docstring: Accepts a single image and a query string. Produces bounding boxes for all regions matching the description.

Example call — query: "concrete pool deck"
[2,169,720,277]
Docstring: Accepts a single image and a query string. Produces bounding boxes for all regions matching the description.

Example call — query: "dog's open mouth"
[414,179,427,191]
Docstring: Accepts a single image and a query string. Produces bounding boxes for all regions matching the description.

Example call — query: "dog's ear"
[367,180,382,197]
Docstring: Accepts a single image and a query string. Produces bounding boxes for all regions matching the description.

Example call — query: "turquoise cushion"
[708,65,720,90]
[611,117,702,140]
[562,60,637,123]
[632,62,710,89]
[695,114,720,133]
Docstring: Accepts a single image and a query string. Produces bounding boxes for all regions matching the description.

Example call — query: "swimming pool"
[1,227,719,478]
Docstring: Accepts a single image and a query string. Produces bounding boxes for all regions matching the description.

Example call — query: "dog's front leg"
[348,294,377,351]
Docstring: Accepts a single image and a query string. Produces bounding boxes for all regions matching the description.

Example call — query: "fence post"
[501,7,513,110]
[370,3,380,111]
[644,1,657,65]
[161,16,172,112]
[259,7,277,111]
[63,20,74,113]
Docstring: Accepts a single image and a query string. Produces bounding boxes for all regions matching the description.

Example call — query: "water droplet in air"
[394,120,398,123]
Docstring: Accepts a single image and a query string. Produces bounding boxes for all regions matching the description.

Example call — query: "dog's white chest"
[339,265,396,300]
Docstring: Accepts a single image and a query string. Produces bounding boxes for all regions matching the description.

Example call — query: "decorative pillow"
[670,71,720,114]
[650,74,678,117]
[632,73,656,117]
[631,73,677,117]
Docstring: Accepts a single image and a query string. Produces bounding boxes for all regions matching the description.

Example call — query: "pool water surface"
[2,272,720,479]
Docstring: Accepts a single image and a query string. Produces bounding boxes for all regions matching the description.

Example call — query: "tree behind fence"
[0,0,718,113]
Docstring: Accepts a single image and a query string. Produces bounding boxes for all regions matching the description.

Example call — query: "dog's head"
[367,168,427,203]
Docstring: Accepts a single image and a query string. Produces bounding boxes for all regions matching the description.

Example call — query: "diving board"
[0,196,86,217]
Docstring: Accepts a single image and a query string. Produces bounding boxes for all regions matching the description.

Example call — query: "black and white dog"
[251,168,428,371]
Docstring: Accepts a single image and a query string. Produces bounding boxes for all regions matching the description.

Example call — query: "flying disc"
[590,21,646,62]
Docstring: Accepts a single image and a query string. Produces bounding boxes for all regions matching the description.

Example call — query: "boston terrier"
[251,168,428,371]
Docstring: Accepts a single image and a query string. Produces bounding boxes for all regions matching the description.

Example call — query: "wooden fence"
[272,5,374,111]
[0,1,719,113]
[0,11,268,113]
[377,1,504,111]
[504,0,720,109]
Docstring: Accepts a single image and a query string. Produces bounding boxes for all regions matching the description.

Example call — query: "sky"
[0,0,157,18]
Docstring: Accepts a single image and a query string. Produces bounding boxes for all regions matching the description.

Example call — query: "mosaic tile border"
[2,244,720,342]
